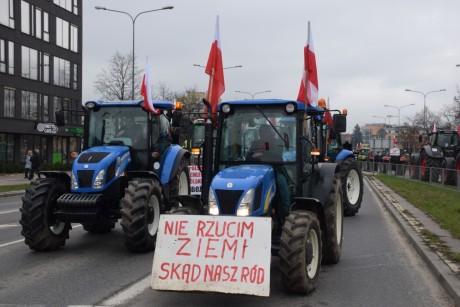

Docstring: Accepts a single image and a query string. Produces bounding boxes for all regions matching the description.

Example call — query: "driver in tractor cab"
[116,117,141,146]
[247,124,291,218]
[152,130,170,161]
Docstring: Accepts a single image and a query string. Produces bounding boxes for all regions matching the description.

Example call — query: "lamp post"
[235,90,271,99]
[384,103,415,127]
[405,88,446,131]
[193,64,243,70]
[95,5,174,100]
[372,115,387,125]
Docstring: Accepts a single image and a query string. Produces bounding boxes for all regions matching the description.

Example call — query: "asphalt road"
[0,183,454,306]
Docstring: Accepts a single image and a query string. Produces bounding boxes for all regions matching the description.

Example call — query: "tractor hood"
[209,164,276,216]
[71,146,131,193]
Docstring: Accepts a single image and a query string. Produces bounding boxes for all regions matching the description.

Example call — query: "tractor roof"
[218,99,324,114]
[84,99,175,110]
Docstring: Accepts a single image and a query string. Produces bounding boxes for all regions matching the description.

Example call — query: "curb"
[365,175,460,306]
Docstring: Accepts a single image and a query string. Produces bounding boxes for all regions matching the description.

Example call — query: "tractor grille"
[215,189,243,215]
[77,170,95,188]
[77,152,110,163]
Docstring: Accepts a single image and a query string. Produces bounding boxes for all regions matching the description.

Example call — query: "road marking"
[99,275,150,306]
[0,223,20,229]
[0,239,24,248]
[0,209,19,215]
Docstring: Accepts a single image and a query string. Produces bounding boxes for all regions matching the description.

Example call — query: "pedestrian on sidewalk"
[29,150,42,180]
[24,150,32,179]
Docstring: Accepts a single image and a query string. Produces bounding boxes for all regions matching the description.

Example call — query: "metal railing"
[358,160,460,191]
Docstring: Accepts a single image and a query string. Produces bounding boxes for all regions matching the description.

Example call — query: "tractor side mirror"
[333,114,346,133]
[55,110,65,126]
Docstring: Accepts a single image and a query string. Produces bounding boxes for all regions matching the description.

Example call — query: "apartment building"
[0,0,83,165]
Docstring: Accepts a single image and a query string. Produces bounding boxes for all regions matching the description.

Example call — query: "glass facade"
[0,0,83,166]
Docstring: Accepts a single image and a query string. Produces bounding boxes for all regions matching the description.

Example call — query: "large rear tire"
[420,151,441,182]
[442,159,455,185]
[19,178,71,251]
[166,157,190,211]
[279,211,321,294]
[121,178,163,252]
[339,158,363,216]
[322,173,344,264]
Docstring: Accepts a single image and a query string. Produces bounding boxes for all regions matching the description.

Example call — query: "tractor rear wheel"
[19,178,71,251]
[166,157,190,211]
[442,159,455,185]
[322,173,344,264]
[339,158,363,216]
[121,178,163,252]
[279,211,321,294]
[420,151,441,182]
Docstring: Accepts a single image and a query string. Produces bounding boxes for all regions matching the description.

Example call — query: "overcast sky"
[82,0,460,131]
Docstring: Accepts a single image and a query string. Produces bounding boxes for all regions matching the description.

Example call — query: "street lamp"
[372,115,387,125]
[235,90,271,99]
[384,103,415,127]
[193,64,243,69]
[95,5,174,100]
[405,88,446,131]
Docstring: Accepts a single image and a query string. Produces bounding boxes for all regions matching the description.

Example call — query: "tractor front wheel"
[121,178,163,252]
[19,178,71,251]
[339,158,363,216]
[279,211,321,294]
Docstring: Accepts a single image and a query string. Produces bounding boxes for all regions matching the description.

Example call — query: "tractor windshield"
[87,106,148,150]
[218,105,297,164]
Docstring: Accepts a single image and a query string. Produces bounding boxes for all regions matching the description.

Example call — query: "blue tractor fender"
[335,149,355,164]
[159,144,190,185]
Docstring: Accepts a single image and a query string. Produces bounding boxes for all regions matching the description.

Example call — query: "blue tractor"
[19,100,190,252]
[173,99,345,294]
[309,107,364,216]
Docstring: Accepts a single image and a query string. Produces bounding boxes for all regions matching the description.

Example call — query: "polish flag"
[297,21,318,106]
[205,15,225,120]
[140,59,154,112]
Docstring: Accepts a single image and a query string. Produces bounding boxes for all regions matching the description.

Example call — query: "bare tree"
[94,52,142,100]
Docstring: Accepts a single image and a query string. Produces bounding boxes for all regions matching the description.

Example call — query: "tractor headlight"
[93,169,105,189]
[208,189,219,215]
[71,172,78,189]
[237,188,254,216]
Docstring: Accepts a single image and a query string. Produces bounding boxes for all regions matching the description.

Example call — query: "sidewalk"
[1,172,459,304]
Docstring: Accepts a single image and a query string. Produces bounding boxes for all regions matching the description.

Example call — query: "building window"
[22,90,38,120]
[53,0,78,15]
[73,64,78,90]
[70,24,78,52]
[56,17,69,49]
[0,39,5,73]
[53,96,62,122]
[8,41,13,74]
[22,46,38,80]
[0,39,14,74]
[43,12,49,42]
[0,134,15,163]
[21,1,30,35]
[4,88,15,117]
[21,1,49,41]
[43,53,49,83]
[42,95,49,121]
[53,56,71,88]
[0,0,15,28]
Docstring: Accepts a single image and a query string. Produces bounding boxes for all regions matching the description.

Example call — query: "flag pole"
[207,67,215,120]
[304,21,310,105]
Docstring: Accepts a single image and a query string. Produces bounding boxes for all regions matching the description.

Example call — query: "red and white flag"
[205,15,225,119]
[297,21,318,106]
[140,58,154,112]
